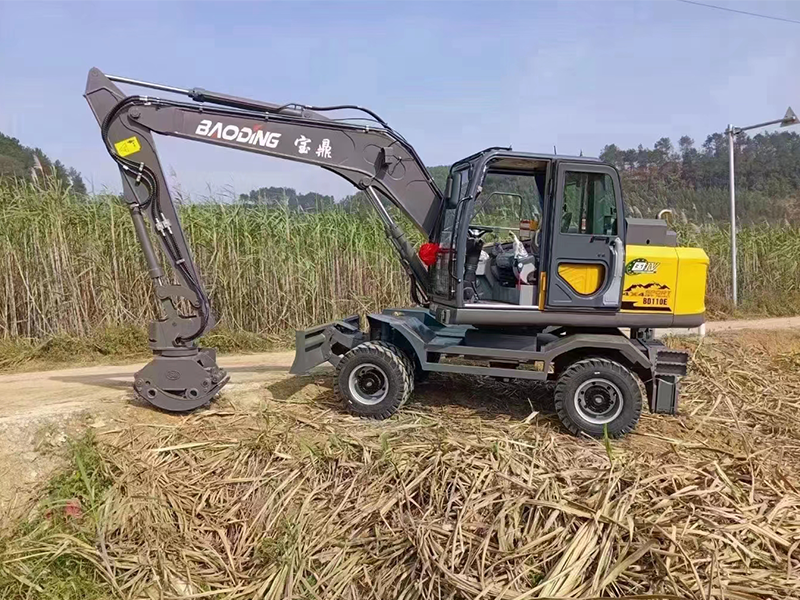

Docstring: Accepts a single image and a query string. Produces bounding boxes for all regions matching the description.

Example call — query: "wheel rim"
[573,378,623,425]
[348,364,389,405]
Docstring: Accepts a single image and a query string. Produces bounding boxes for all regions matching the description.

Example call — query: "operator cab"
[430,149,625,317]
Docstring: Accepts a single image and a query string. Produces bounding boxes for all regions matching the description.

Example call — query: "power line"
[676,0,800,25]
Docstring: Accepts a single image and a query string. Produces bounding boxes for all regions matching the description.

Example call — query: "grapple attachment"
[133,349,229,411]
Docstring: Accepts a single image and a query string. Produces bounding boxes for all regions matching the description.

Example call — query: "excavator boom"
[84,67,441,410]
[86,69,442,233]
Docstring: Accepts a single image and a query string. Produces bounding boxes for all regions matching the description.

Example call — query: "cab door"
[545,162,624,310]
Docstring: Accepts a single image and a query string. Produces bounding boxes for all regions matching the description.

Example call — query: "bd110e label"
[622,283,671,311]
[625,258,659,275]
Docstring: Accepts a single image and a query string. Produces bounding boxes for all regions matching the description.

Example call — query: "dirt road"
[1,316,799,515]
[0,351,299,424]
[695,315,800,331]
[5,316,800,424]
[0,351,312,515]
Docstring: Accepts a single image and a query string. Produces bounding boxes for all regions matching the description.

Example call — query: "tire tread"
[334,341,414,420]
[554,357,642,438]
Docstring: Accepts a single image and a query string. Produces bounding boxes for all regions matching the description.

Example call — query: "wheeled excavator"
[85,68,709,437]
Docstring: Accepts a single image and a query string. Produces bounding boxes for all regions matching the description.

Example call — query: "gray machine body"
[626,218,678,247]
[84,67,696,415]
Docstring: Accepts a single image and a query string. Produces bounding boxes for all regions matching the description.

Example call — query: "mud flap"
[290,315,364,374]
[648,348,688,415]
[650,375,679,414]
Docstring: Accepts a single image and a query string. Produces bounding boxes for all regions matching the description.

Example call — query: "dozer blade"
[291,315,363,374]
[133,348,229,412]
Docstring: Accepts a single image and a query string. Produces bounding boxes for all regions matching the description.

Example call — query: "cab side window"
[560,172,618,235]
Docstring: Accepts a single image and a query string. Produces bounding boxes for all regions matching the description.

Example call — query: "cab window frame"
[557,167,622,238]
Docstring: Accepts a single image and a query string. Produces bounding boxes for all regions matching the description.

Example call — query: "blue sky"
[1,1,799,199]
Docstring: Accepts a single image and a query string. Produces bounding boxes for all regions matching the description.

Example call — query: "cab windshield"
[470,171,543,244]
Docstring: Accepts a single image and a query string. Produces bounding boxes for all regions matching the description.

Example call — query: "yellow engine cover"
[622,245,709,316]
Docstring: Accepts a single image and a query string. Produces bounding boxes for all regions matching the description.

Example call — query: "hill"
[601,130,800,224]
[0,132,86,194]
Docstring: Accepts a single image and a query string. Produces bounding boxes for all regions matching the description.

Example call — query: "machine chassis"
[292,309,687,423]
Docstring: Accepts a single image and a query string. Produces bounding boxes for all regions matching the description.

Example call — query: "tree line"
[238,186,335,212]
[600,130,800,224]
[241,131,800,225]
[0,132,87,194]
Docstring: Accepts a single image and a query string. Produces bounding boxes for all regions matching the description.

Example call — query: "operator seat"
[489,237,539,288]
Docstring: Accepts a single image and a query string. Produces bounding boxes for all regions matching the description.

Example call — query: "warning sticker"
[114,136,141,157]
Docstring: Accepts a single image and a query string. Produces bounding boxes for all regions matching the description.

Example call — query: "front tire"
[554,358,642,438]
[335,342,414,420]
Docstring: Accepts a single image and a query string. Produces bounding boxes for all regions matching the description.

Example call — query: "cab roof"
[453,147,604,172]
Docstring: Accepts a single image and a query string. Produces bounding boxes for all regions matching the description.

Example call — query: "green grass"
[0,178,411,342]
[44,432,111,513]
[0,432,113,600]
[0,553,109,600]
[679,222,800,318]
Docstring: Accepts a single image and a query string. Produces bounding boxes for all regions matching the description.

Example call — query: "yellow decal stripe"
[538,272,547,309]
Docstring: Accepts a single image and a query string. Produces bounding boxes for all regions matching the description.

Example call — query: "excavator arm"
[84,67,442,411]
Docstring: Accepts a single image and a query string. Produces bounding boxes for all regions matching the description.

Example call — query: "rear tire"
[335,342,414,420]
[554,357,641,438]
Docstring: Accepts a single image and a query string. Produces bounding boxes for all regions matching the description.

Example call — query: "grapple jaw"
[133,348,229,412]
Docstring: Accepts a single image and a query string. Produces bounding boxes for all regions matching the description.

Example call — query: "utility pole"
[726,124,738,306]
[726,107,798,307]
